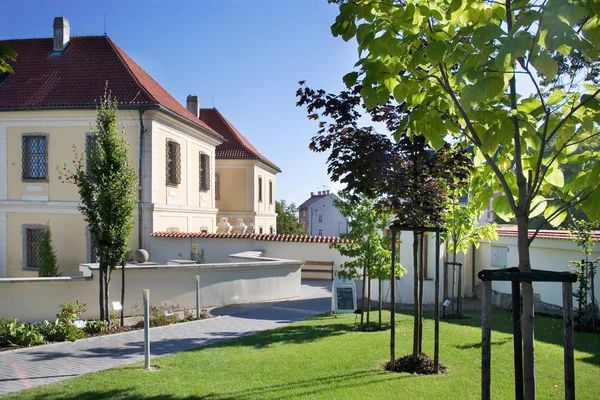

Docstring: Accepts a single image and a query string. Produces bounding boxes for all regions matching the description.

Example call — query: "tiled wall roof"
[496,226,600,241]
[150,232,350,243]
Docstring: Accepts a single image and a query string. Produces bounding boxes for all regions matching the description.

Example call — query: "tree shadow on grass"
[184,317,355,350]
[408,309,600,368]
[24,369,413,400]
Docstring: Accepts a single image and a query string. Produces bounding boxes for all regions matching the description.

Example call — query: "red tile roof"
[150,231,349,243]
[496,226,600,241]
[198,108,280,172]
[299,194,328,209]
[0,36,223,141]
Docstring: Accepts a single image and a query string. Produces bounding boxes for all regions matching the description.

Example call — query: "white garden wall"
[0,257,301,322]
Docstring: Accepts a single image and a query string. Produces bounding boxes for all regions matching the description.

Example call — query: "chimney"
[310,192,314,197]
[53,17,70,52]
[326,190,330,194]
[186,95,199,119]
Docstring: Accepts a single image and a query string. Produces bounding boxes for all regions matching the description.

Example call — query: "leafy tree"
[444,200,497,315]
[276,200,307,235]
[567,219,599,332]
[61,90,137,324]
[331,194,405,329]
[329,0,600,395]
[0,43,17,73]
[38,225,60,277]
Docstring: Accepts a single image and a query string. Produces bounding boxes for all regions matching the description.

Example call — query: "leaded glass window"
[22,135,47,180]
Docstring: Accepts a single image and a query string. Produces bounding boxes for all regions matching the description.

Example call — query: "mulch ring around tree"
[353,323,385,332]
[385,353,449,375]
[442,313,471,320]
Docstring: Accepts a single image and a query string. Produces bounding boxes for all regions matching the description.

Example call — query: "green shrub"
[38,225,61,277]
[57,300,87,325]
[0,318,18,346]
[134,304,181,327]
[38,320,84,342]
[84,319,109,334]
[0,320,45,347]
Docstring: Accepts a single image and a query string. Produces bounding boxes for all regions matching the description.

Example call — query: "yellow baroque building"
[0,17,279,277]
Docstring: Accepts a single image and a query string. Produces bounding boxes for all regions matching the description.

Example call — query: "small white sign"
[112,301,123,311]
[443,300,451,307]
[73,320,87,329]
[163,310,174,316]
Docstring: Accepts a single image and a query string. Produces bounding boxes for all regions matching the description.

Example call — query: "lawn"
[3,310,598,400]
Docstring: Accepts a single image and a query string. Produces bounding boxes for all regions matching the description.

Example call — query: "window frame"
[258,176,263,203]
[215,173,221,201]
[199,152,210,192]
[269,180,273,204]
[22,224,47,271]
[22,133,48,182]
[166,139,181,187]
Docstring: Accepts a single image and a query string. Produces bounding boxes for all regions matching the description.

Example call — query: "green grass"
[3,310,598,400]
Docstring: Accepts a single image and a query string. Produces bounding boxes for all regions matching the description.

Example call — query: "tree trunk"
[104,269,111,326]
[453,249,459,316]
[361,264,367,328]
[378,277,382,329]
[366,270,371,327]
[120,259,125,327]
[99,266,105,321]
[517,216,535,400]
[412,231,420,362]
[418,232,424,354]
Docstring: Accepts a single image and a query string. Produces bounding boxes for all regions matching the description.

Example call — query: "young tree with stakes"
[444,200,498,316]
[297,81,472,368]
[61,90,137,324]
[328,0,600,396]
[331,193,404,330]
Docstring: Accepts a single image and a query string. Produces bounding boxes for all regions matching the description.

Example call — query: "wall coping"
[0,276,92,283]
[79,256,303,277]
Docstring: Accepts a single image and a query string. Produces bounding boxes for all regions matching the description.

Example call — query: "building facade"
[0,17,278,277]
[298,191,348,237]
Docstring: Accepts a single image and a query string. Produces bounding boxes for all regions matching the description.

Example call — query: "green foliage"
[38,225,61,277]
[37,320,84,342]
[83,319,110,335]
[60,88,137,321]
[331,194,405,280]
[134,303,181,327]
[330,0,600,231]
[276,200,307,235]
[444,202,498,256]
[0,43,17,73]
[64,90,137,271]
[190,244,205,264]
[568,219,599,331]
[57,300,87,325]
[0,320,44,347]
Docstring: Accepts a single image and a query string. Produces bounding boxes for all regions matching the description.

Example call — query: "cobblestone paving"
[0,281,332,395]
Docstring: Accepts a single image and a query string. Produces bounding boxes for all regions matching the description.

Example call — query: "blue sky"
[2,0,357,206]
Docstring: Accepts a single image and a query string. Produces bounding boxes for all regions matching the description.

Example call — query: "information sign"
[331,278,357,314]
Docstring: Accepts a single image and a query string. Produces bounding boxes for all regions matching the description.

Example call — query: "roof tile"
[0,36,222,140]
[199,108,280,172]
[150,231,350,243]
